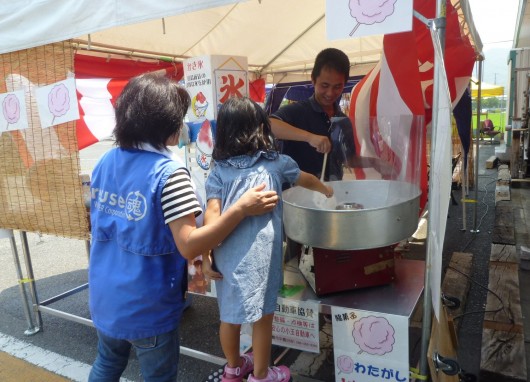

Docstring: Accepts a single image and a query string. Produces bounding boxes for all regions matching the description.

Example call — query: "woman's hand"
[236,183,279,216]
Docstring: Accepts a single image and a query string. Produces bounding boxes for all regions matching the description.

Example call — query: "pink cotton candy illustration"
[3,94,20,130]
[48,83,70,125]
[349,0,398,36]
[352,315,395,355]
[336,355,354,374]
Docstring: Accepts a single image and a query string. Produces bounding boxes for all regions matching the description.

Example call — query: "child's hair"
[113,72,191,150]
[212,97,277,160]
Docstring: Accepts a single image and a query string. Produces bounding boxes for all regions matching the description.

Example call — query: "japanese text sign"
[272,297,320,353]
[331,306,409,382]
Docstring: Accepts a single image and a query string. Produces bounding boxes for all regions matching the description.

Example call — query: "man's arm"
[270,118,331,154]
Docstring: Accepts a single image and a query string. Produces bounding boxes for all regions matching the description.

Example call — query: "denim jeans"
[88,326,180,382]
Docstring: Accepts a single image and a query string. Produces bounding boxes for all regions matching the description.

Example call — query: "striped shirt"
[161,168,202,225]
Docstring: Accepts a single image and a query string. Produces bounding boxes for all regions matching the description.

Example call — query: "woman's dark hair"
[311,48,351,83]
[113,72,191,150]
[212,97,276,160]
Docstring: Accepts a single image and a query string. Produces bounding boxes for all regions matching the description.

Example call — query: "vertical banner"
[272,297,320,353]
[428,29,453,320]
[183,55,248,201]
[331,306,409,382]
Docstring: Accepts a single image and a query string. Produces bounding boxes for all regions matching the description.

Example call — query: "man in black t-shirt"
[270,48,350,180]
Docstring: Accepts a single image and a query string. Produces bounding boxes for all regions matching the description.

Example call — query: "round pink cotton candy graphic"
[48,83,70,118]
[336,355,354,374]
[3,94,20,124]
[349,0,397,24]
[352,316,395,355]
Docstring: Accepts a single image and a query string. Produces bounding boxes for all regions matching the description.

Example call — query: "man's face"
[313,67,346,111]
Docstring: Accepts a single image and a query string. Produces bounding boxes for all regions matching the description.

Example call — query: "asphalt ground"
[442,143,498,378]
[0,140,513,381]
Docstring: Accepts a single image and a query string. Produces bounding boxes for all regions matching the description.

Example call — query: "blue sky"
[468,0,519,87]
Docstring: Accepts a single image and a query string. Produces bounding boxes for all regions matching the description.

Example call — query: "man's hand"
[307,134,331,154]
[236,183,279,216]
[373,158,395,180]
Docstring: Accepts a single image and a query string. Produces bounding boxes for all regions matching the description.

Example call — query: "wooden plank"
[442,252,472,330]
[495,184,510,204]
[483,262,522,325]
[492,226,516,245]
[498,165,511,185]
[495,205,514,227]
[428,306,459,382]
[511,130,522,178]
[490,244,519,263]
[480,260,526,382]
[483,320,523,333]
[480,329,527,382]
[486,155,498,169]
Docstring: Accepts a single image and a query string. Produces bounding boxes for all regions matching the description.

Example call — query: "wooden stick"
[320,153,328,182]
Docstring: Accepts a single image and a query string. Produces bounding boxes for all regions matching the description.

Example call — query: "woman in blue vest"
[88,73,278,382]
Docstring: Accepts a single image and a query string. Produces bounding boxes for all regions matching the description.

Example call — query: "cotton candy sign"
[326,0,413,40]
[35,77,80,128]
[0,89,28,133]
[331,306,409,382]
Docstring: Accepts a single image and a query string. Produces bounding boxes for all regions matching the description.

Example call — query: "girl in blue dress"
[203,97,333,382]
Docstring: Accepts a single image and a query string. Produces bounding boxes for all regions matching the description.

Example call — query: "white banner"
[0,0,248,54]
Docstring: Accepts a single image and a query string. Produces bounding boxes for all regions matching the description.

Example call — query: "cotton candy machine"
[283,180,421,295]
[283,179,421,251]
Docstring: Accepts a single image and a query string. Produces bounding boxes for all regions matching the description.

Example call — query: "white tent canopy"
[1,0,482,84]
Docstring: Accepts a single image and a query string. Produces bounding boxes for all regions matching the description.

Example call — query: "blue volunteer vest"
[89,148,187,340]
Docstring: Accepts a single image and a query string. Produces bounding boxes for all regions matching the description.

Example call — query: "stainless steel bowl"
[282,180,421,250]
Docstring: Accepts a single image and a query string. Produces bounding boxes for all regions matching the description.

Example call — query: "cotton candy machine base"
[283,180,421,295]
[296,246,396,296]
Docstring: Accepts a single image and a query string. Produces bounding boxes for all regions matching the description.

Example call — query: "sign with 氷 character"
[331,306,409,382]
[183,54,248,202]
[184,55,248,170]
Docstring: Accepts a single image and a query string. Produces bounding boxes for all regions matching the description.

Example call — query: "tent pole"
[462,153,467,231]
[472,59,483,233]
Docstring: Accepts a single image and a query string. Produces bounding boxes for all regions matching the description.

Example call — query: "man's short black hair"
[311,48,351,83]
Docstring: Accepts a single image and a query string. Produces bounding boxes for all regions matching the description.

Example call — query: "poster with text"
[0,89,28,133]
[35,78,79,128]
[326,0,413,40]
[272,297,320,353]
[187,255,217,298]
[331,306,409,382]
[185,56,215,122]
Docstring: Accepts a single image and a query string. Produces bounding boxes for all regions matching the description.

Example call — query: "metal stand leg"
[9,231,40,335]
[85,240,91,261]
[19,231,43,334]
